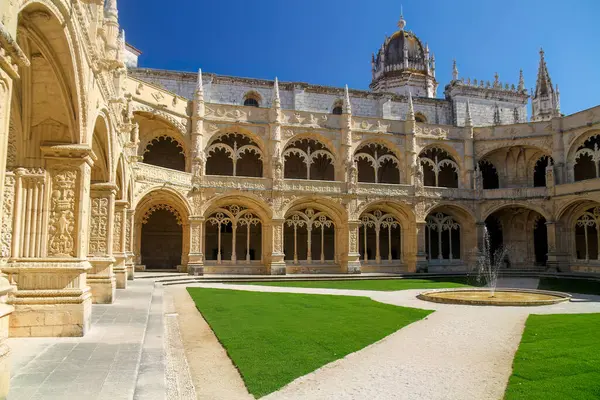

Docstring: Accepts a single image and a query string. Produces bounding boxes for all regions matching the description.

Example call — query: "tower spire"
[272,77,281,108]
[195,68,204,101]
[465,100,473,127]
[518,69,525,91]
[532,48,560,121]
[344,85,352,114]
[398,6,406,30]
[407,91,415,121]
[452,59,458,81]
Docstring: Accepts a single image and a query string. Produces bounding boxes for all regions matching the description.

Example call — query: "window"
[415,112,427,123]
[243,97,259,107]
[332,106,343,115]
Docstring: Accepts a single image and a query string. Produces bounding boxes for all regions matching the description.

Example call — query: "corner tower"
[370,12,437,97]
[531,48,561,121]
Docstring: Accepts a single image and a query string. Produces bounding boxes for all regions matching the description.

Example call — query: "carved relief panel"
[48,168,77,257]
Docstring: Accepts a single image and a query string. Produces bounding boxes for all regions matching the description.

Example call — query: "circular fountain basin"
[417,288,571,306]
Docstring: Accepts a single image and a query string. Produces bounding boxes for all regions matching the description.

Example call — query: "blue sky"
[119,0,599,115]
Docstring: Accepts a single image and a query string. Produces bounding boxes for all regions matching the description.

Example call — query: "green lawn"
[505,313,600,400]
[187,288,431,398]
[538,278,600,296]
[238,278,473,291]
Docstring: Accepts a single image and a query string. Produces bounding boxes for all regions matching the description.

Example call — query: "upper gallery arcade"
[0,1,599,339]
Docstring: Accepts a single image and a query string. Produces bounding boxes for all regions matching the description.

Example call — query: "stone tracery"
[284,208,335,264]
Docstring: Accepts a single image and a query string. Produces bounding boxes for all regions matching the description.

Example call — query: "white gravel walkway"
[185,282,600,400]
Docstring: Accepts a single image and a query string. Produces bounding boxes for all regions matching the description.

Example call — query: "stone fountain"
[417,229,571,306]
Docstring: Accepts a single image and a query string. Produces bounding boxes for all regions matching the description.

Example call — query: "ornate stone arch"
[353,140,403,184]
[132,105,188,136]
[202,193,273,222]
[418,146,460,188]
[20,0,88,141]
[481,202,552,223]
[134,188,191,270]
[205,131,265,177]
[282,132,339,160]
[566,129,600,165]
[132,186,192,217]
[91,113,113,184]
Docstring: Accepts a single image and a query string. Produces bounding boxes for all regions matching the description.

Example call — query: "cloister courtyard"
[5,274,600,400]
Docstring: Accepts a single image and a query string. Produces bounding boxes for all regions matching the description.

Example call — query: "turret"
[531,48,561,121]
[104,0,120,59]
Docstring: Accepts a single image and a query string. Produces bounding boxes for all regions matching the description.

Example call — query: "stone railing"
[204,104,270,124]
[352,116,392,134]
[134,163,192,187]
[482,187,547,200]
[281,179,345,194]
[414,123,458,139]
[356,182,413,197]
[555,178,600,196]
[200,175,270,191]
[280,110,340,130]
[420,186,475,200]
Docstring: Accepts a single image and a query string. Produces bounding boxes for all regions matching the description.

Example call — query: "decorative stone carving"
[47,169,77,257]
[143,204,183,226]
[1,175,15,259]
[113,209,123,253]
[191,223,201,253]
[89,197,109,255]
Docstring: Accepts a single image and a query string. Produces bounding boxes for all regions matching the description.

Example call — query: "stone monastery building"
[0,1,599,337]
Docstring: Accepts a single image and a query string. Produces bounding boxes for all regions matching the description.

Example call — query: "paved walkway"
[5,277,600,400]
[7,280,171,400]
[185,282,600,400]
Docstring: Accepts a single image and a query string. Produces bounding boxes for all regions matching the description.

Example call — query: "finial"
[518,69,525,91]
[105,0,118,18]
[494,72,499,87]
[540,47,545,58]
[407,91,415,121]
[465,100,473,127]
[272,77,281,108]
[398,6,406,30]
[118,29,126,61]
[195,68,204,100]
[452,59,458,81]
[344,85,352,114]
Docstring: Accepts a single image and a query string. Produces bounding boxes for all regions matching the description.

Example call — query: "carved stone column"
[88,184,117,304]
[188,217,204,276]
[269,219,286,275]
[4,145,94,337]
[342,221,361,274]
[416,222,428,272]
[546,220,569,272]
[112,200,128,289]
[0,276,13,398]
[125,208,135,280]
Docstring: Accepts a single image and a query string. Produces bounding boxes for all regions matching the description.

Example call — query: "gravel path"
[184,283,600,400]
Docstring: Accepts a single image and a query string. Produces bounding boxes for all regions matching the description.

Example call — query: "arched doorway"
[141,206,183,269]
[485,207,548,269]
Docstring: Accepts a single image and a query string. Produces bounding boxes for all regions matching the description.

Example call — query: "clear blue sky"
[119,0,599,115]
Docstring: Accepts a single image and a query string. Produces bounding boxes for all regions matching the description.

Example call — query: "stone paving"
[7,279,165,400]
[5,276,600,400]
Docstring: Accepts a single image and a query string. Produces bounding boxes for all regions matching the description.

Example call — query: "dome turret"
[370,13,438,98]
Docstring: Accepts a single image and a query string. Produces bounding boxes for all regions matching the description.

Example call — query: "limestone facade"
[0,1,598,344]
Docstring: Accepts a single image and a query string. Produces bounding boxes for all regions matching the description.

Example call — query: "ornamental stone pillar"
[546,220,569,272]
[342,221,361,274]
[88,184,117,304]
[415,222,428,272]
[4,145,94,337]
[125,208,135,280]
[112,200,128,289]
[188,217,204,276]
[269,219,286,275]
